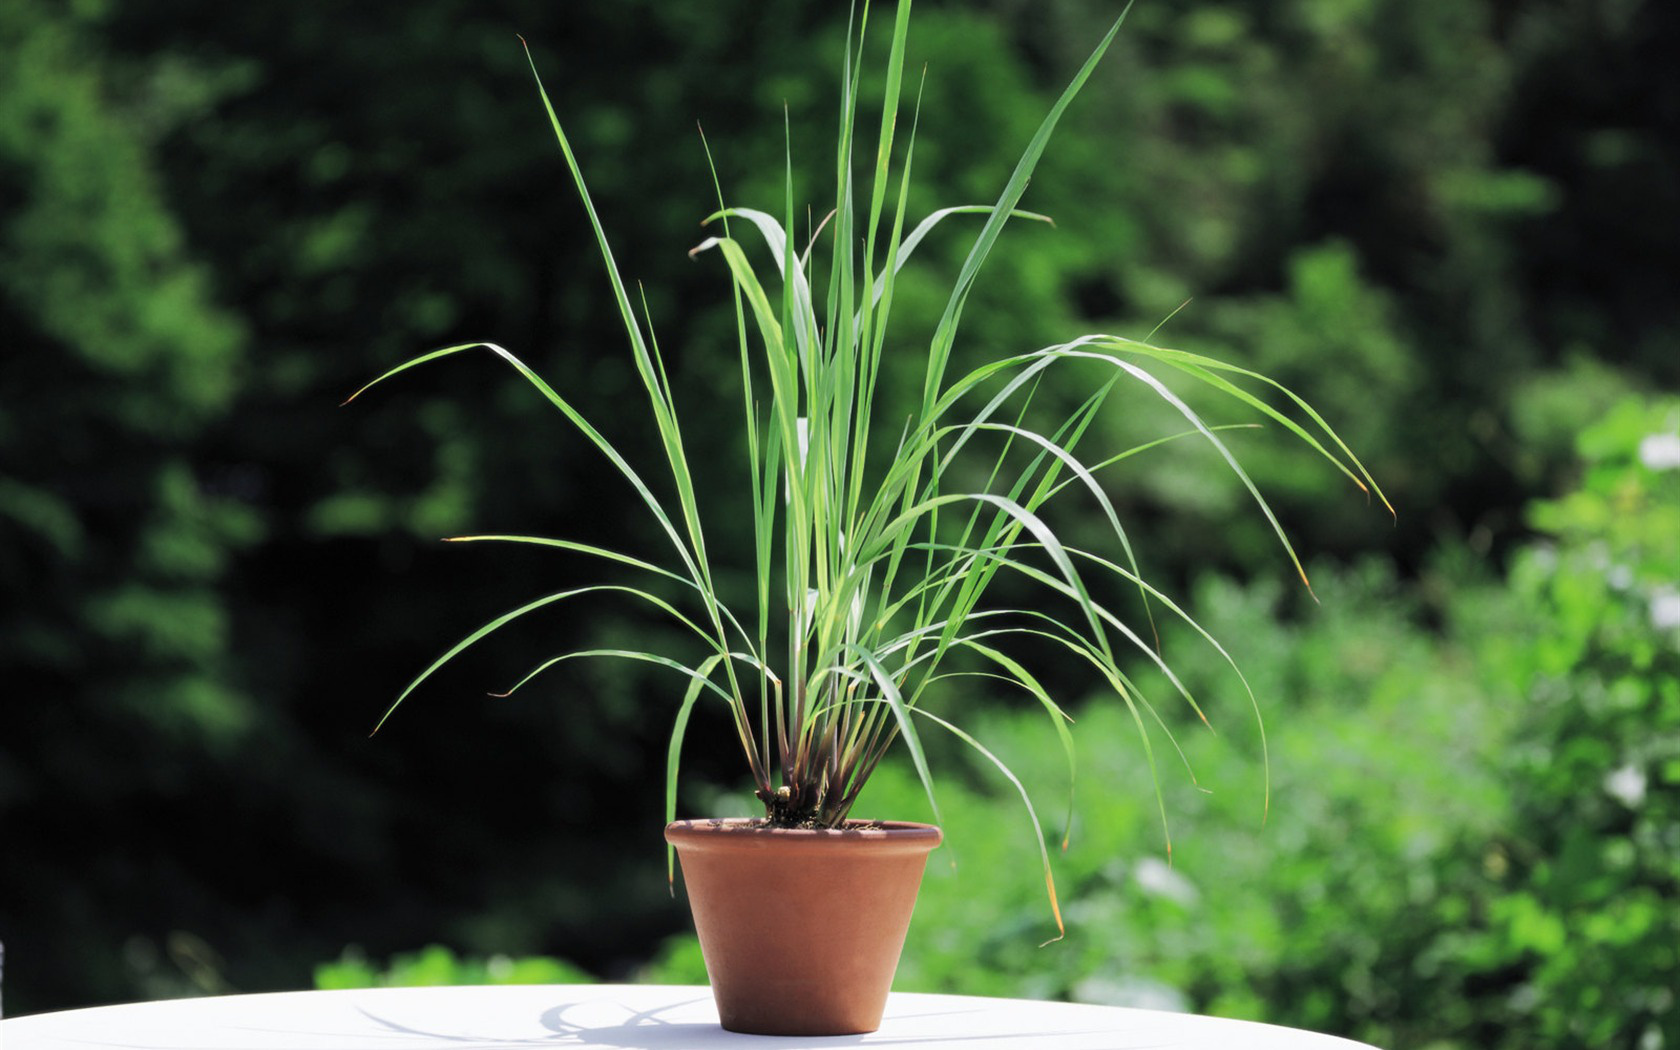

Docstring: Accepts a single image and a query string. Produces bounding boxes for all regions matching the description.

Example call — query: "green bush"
[1442,396,1680,1048]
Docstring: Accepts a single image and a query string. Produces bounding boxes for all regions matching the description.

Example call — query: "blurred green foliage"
[1446,398,1680,1047]
[315,944,589,990]
[1,0,1676,1040]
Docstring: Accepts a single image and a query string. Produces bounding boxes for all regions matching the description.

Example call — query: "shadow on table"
[347,994,1159,1049]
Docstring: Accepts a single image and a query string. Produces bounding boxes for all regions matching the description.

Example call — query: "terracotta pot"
[664,817,942,1035]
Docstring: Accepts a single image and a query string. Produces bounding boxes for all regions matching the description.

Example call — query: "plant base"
[665,818,941,1035]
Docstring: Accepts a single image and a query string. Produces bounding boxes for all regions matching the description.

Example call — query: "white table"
[0,983,1383,1049]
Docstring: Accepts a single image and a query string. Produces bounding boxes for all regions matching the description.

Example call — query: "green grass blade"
[667,652,730,886]
[1059,344,1319,596]
[704,207,817,369]
[442,534,756,650]
[950,641,1078,850]
[1106,338,1394,517]
[918,9,1129,416]
[849,645,941,827]
[493,646,739,706]
[911,707,1066,943]
[340,342,486,406]
[863,205,1053,315]
[368,587,611,735]
[347,341,707,609]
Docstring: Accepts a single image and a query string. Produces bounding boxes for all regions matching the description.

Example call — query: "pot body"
[664,817,942,1036]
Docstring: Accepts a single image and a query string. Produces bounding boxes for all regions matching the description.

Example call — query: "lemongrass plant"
[349,2,1387,936]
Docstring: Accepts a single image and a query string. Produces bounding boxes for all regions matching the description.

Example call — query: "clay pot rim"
[665,817,942,854]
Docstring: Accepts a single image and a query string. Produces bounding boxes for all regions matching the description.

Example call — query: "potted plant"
[347,2,1387,1037]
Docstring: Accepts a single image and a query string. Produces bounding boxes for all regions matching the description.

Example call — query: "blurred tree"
[952,0,1678,580]
[0,0,259,1007]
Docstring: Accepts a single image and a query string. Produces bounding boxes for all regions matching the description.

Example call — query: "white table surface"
[0,983,1383,1049]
